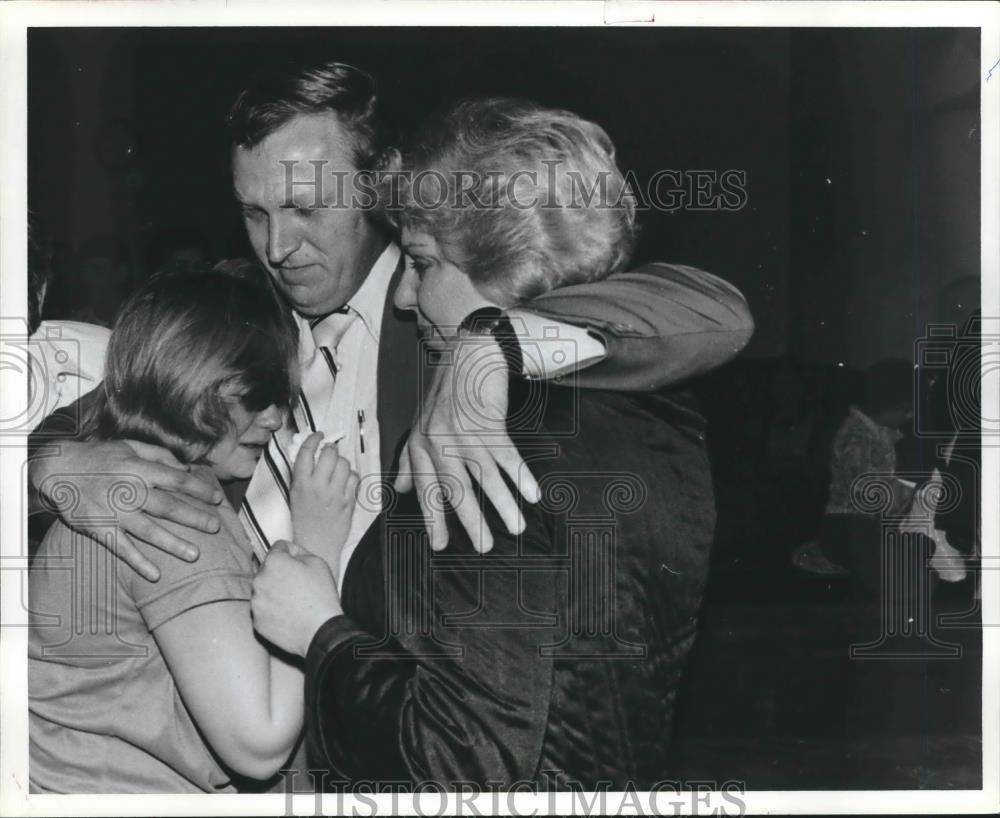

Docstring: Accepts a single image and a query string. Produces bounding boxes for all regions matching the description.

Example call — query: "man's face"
[232,113,379,317]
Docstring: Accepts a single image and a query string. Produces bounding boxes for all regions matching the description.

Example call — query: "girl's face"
[205,395,284,481]
[394,228,496,349]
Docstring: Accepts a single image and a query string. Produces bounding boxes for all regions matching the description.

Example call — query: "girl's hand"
[290,432,359,571]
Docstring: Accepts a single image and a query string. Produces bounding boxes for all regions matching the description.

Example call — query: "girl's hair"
[86,270,299,464]
[393,97,639,305]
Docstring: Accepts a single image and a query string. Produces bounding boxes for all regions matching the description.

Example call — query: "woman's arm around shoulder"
[518,262,754,390]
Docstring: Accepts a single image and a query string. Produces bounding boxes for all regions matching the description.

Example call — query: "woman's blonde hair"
[395,98,638,304]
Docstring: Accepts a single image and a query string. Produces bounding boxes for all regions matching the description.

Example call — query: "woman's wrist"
[300,601,344,657]
[463,306,609,381]
[505,308,607,380]
[459,306,524,376]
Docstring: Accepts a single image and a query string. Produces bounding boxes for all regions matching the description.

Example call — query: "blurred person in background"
[68,235,131,327]
[794,359,912,585]
[149,224,213,275]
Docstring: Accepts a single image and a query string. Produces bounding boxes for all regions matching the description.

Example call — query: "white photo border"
[1,1,997,815]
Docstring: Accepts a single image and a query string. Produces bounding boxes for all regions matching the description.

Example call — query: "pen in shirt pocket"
[357,409,366,453]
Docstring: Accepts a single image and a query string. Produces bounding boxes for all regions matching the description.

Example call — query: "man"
[29,60,753,584]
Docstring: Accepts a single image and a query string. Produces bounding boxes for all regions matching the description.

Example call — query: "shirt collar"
[343,242,400,342]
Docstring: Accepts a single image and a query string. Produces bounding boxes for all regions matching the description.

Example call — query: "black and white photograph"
[1,1,997,815]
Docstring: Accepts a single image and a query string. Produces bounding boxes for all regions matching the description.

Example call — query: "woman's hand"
[252,540,342,658]
[31,438,223,581]
[394,335,540,553]
[290,432,359,571]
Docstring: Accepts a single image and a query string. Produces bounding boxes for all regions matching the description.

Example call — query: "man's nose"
[393,266,419,312]
[256,404,284,431]
[266,214,302,267]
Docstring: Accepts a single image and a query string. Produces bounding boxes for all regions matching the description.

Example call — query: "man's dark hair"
[226,60,382,168]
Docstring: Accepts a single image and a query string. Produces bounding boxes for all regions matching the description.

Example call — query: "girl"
[29,270,356,792]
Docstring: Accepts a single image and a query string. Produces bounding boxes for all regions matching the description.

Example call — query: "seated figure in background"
[793,359,910,583]
[804,359,964,590]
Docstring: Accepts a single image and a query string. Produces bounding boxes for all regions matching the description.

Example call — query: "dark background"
[28,27,983,789]
[29,26,980,364]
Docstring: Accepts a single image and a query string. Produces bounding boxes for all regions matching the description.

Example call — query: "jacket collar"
[376,250,420,476]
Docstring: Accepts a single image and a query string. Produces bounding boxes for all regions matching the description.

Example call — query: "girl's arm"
[131,493,303,781]
[150,439,359,781]
[154,600,304,780]
[153,434,358,779]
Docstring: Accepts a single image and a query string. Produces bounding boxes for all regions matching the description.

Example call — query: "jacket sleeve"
[522,262,754,391]
[29,392,95,442]
[303,519,558,786]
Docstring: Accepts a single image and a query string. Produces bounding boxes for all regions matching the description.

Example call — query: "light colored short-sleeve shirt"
[28,320,110,425]
[28,508,254,793]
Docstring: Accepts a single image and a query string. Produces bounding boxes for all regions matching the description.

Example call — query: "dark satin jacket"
[304,377,715,790]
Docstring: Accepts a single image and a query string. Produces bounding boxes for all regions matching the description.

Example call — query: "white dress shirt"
[285,243,398,588]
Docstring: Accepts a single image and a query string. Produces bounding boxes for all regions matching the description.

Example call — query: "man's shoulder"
[34,319,112,340]
[31,320,111,359]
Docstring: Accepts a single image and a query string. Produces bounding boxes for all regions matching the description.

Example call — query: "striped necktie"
[240,308,356,563]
